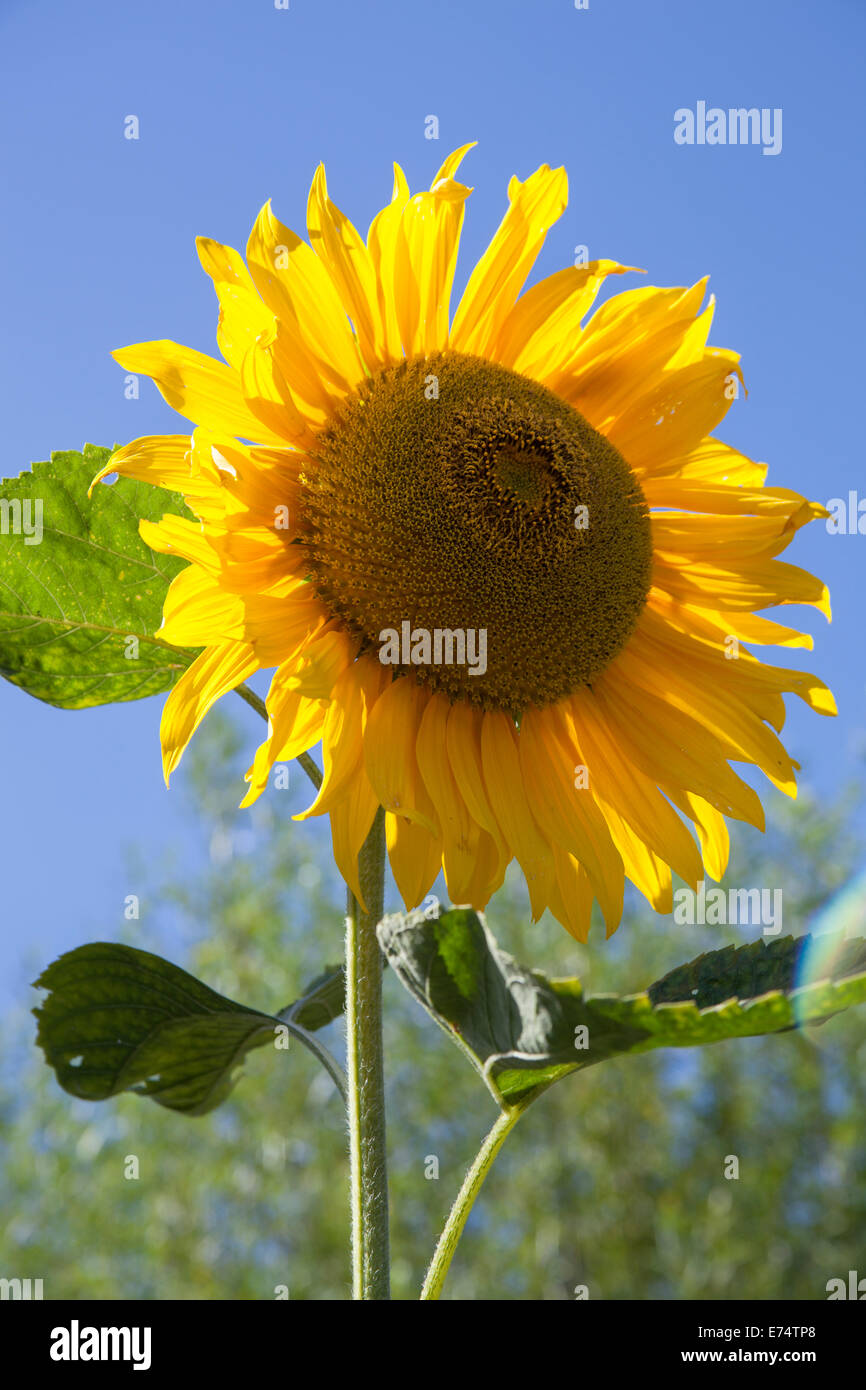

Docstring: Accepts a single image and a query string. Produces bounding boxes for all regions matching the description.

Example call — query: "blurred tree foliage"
[1,710,864,1301]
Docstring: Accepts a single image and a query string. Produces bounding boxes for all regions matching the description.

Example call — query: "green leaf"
[0,444,197,708]
[280,963,345,1031]
[378,908,866,1106]
[33,943,344,1116]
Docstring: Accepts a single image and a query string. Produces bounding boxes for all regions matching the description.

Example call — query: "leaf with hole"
[34,942,345,1115]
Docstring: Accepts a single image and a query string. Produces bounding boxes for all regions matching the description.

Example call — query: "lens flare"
[792,865,866,1029]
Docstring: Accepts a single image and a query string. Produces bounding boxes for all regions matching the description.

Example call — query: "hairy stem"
[421,1097,533,1300]
[345,807,390,1299]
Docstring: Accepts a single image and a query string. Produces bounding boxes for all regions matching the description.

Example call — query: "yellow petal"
[159,563,246,647]
[480,710,554,921]
[237,337,319,452]
[196,236,275,373]
[161,641,257,782]
[651,511,809,564]
[659,437,768,487]
[139,514,218,571]
[417,692,487,904]
[395,177,472,355]
[112,340,289,447]
[386,805,443,911]
[430,143,477,187]
[296,655,387,821]
[604,353,743,472]
[240,589,328,668]
[603,811,673,917]
[245,200,364,393]
[594,670,765,830]
[565,691,702,891]
[445,702,510,891]
[389,142,476,357]
[329,767,380,909]
[201,434,302,533]
[614,635,799,797]
[367,163,412,365]
[640,600,837,719]
[674,792,730,881]
[459,828,507,911]
[546,847,595,943]
[363,676,438,834]
[88,435,222,525]
[642,477,826,527]
[240,666,327,807]
[493,261,635,378]
[519,705,624,933]
[678,606,814,651]
[450,163,568,356]
[652,552,831,618]
[307,164,386,369]
[284,625,358,699]
[553,280,710,417]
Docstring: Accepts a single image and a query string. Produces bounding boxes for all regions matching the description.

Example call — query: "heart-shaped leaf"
[0,445,196,708]
[34,943,344,1115]
[378,908,866,1105]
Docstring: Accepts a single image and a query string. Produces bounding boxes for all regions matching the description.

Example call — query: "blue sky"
[1,0,864,1004]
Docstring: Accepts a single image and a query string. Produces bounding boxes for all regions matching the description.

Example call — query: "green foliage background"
[1,712,863,1301]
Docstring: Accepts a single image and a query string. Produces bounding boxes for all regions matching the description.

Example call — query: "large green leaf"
[0,445,196,707]
[34,943,346,1115]
[378,908,866,1106]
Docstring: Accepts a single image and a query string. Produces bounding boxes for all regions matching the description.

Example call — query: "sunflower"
[96,144,835,940]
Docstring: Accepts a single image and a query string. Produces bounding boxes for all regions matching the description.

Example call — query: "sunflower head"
[300,349,653,712]
[96,144,835,942]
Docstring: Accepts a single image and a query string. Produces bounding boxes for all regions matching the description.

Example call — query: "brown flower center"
[298,351,652,713]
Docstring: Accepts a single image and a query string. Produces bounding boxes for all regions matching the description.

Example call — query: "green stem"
[421,1097,532,1301]
[345,807,390,1300]
[273,1012,348,1105]
[233,682,322,791]
[236,677,387,1290]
